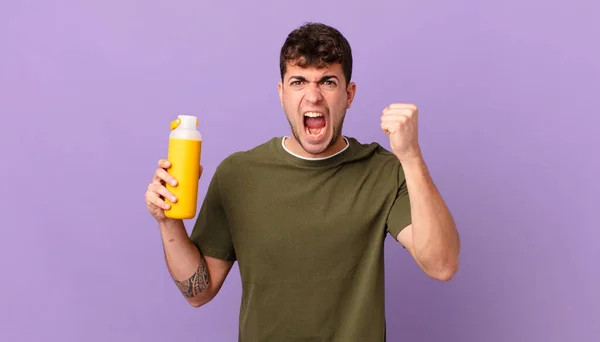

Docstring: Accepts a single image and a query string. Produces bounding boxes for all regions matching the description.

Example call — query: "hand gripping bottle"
[164,114,202,219]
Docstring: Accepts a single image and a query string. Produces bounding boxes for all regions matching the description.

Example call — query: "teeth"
[304,112,324,117]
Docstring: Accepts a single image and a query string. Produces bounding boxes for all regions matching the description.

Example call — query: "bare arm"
[396,154,460,281]
[146,159,233,307]
[159,218,233,307]
[380,103,459,281]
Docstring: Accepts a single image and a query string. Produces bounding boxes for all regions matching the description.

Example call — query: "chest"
[221,165,396,279]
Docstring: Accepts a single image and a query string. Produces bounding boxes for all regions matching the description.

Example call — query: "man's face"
[278,62,356,157]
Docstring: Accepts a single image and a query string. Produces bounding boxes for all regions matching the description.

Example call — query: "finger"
[382,105,409,112]
[389,103,417,110]
[154,168,178,186]
[147,192,170,210]
[158,159,171,169]
[381,114,409,123]
[146,184,162,201]
[381,122,398,135]
[382,108,414,116]
[198,165,204,180]
[150,183,177,203]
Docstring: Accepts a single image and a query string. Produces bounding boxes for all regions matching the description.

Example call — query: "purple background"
[1,0,598,341]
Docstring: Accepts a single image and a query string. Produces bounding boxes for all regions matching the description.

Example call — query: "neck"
[284,135,348,159]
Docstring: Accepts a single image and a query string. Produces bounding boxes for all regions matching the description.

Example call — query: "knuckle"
[159,187,169,197]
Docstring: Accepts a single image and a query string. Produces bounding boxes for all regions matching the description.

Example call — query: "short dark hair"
[279,22,353,85]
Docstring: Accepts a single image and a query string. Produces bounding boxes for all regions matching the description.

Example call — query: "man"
[145,22,460,341]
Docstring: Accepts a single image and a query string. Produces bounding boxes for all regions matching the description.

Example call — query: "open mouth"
[303,112,327,139]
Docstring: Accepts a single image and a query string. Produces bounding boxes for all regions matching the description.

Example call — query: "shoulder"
[345,136,405,181]
[213,137,280,176]
[345,136,400,165]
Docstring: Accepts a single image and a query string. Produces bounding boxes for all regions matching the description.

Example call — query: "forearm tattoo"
[174,256,210,298]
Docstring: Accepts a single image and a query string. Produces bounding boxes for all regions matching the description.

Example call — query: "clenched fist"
[381,103,421,161]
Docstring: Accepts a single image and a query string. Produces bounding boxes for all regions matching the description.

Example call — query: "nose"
[304,83,323,104]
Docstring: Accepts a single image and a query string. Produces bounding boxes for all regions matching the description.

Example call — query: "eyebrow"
[288,75,340,83]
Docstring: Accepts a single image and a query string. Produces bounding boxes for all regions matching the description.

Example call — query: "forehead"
[284,61,344,80]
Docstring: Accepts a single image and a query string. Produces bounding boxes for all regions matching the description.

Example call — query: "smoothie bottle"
[164,114,202,219]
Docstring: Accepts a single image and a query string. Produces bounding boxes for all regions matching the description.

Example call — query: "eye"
[290,80,303,86]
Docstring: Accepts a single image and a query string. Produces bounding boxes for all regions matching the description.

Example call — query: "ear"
[278,81,284,107]
[346,82,357,109]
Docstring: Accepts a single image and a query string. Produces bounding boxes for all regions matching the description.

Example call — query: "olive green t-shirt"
[190,136,412,342]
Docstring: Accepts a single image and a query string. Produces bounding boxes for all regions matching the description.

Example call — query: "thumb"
[381,122,396,135]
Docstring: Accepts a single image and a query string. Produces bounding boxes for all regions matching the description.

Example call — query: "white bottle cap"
[178,115,197,129]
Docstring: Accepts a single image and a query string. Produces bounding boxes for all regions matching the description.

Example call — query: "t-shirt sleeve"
[386,163,412,242]
[189,167,237,262]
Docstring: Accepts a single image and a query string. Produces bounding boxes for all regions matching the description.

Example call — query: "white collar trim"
[282,136,349,161]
